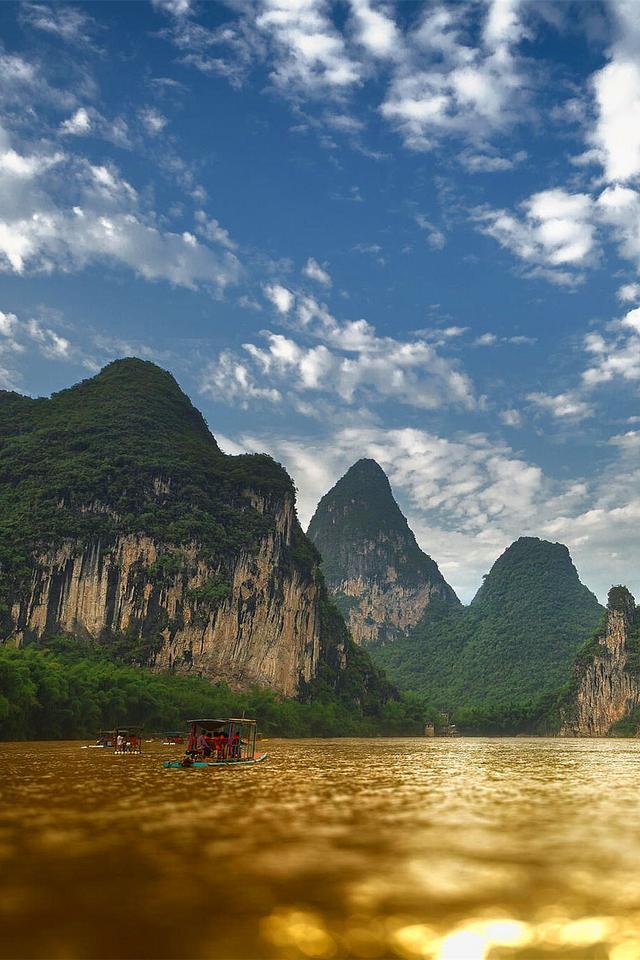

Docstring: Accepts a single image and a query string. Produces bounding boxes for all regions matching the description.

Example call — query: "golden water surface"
[2,738,640,959]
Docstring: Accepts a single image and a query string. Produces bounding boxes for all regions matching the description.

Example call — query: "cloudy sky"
[1,0,639,602]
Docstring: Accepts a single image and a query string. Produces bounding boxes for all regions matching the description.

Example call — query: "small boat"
[82,730,114,749]
[161,730,185,746]
[86,726,143,753]
[163,718,268,769]
[163,753,268,769]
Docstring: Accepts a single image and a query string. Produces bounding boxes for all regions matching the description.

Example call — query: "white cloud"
[473,332,536,347]
[264,283,294,314]
[0,307,76,365]
[26,319,71,359]
[201,351,281,408]
[349,0,402,61]
[60,108,92,136]
[0,52,78,113]
[139,107,169,136]
[302,257,331,286]
[581,307,640,386]
[617,282,640,302]
[380,0,528,150]
[207,285,477,413]
[474,333,498,346]
[255,0,361,96]
[500,408,522,427]
[528,390,593,421]
[194,210,238,250]
[476,188,597,284]
[597,184,640,269]
[168,0,533,154]
[609,429,640,452]
[459,148,527,173]
[587,1,640,184]
[0,365,20,390]
[415,214,446,250]
[0,124,240,292]
[21,3,96,44]
[0,310,18,339]
[152,0,193,16]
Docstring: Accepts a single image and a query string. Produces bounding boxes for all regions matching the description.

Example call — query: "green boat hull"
[163,752,268,769]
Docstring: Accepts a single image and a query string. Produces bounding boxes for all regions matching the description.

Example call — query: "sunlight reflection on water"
[2,738,640,958]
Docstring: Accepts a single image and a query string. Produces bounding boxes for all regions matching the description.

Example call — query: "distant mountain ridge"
[307,458,458,646]
[374,536,604,709]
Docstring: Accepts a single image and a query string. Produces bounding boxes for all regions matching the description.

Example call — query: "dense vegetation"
[307,457,458,598]
[0,359,302,626]
[373,538,603,717]
[0,637,441,741]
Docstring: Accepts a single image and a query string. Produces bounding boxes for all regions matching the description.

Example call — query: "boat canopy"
[187,718,256,726]
[185,718,258,760]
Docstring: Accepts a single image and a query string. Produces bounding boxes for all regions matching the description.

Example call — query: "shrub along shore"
[0,637,441,740]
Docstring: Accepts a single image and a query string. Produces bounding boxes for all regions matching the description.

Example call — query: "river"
[2,738,640,959]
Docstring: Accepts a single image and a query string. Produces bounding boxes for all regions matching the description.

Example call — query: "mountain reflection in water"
[2,738,640,959]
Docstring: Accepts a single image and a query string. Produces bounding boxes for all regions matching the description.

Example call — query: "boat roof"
[187,718,256,725]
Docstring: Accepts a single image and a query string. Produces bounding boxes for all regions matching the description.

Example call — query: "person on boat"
[116,733,124,753]
[186,728,198,756]
[197,731,212,758]
[231,731,241,759]
[130,734,139,753]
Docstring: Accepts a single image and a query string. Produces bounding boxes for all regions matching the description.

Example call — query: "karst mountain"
[307,458,459,646]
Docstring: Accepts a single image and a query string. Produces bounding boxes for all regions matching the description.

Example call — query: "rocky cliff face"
[0,359,380,701]
[10,492,325,698]
[307,459,458,646]
[560,587,640,736]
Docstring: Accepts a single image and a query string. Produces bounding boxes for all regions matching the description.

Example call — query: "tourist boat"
[161,731,185,745]
[163,718,268,769]
[83,730,114,749]
[112,726,143,754]
[82,727,143,752]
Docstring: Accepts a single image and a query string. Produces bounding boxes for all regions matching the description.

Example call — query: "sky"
[0,0,639,603]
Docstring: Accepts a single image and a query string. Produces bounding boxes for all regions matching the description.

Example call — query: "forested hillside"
[374,537,603,722]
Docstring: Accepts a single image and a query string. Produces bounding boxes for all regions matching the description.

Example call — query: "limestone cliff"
[11,495,322,698]
[307,459,458,646]
[560,586,640,737]
[0,359,385,702]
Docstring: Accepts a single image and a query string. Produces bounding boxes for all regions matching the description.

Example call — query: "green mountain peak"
[374,534,603,711]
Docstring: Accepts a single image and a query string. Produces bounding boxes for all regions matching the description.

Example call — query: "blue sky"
[0,0,639,602]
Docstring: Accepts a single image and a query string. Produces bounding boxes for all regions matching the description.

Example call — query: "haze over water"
[2,739,640,959]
